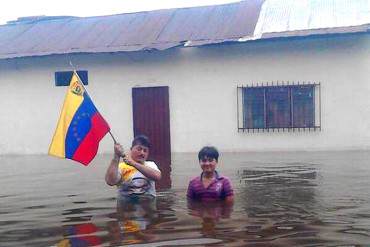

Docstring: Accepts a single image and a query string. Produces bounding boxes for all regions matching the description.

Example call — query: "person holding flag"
[105,135,162,200]
[49,70,161,200]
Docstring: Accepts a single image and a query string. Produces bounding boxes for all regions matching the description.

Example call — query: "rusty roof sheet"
[0,0,264,59]
[0,0,369,59]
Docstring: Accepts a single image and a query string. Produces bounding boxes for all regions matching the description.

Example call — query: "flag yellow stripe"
[48,74,84,158]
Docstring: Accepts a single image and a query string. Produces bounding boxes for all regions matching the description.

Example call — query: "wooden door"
[132,86,171,189]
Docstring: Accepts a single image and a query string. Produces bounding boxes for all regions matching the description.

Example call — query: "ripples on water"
[1,151,370,246]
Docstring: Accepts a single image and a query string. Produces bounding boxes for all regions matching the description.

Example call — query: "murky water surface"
[1,151,370,246]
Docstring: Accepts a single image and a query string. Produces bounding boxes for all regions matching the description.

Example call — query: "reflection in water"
[106,194,180,246]
[239,164,318,216]
[187,200,233,237]
[113,198,158,245]
[57,223,102,247]
[1,152,370,246]
[236,163,321,245]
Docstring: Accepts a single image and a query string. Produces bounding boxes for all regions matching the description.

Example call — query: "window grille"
[237,82,321,132]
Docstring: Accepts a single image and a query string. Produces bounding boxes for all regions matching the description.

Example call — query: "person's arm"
[222,178,234,204]
[105,143,123,186]
[122,154,162,181]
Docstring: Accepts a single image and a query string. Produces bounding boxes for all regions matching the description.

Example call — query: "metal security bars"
[237,82,321,132]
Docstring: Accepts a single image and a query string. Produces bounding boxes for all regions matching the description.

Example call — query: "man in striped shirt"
[187,146,234,203]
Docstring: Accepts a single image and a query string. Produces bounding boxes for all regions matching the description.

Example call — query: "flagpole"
[70,62,117,144]
[108,131,117,144]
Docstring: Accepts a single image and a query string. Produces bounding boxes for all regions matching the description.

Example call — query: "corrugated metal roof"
[246,0,370,41]
[0,0,369,59]
[0,0,263,59]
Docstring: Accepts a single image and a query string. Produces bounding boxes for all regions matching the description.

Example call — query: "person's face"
[199,156,217,174]
[130,144,149,163]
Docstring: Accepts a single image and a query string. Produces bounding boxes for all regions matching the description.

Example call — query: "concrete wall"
[1,33,370,154]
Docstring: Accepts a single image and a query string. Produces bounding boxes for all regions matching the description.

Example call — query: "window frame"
[237,82,321,132]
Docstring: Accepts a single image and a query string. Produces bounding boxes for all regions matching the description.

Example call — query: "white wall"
[1,33,370,154]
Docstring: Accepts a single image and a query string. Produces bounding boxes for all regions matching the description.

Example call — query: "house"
[0,0,369,167]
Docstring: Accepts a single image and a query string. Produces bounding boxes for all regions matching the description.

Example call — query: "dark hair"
[198,146,219,162]
[131,135,151,149]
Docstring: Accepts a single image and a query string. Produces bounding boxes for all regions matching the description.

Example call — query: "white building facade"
[1,33,370,154]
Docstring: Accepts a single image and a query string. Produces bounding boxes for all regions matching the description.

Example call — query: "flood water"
[1,151,370,246]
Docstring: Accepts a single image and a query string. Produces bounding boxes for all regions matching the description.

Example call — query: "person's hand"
[114,143,125,159]
[122,152,136,166]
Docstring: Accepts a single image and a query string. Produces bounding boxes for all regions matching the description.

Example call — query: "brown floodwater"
[1,151,370,246]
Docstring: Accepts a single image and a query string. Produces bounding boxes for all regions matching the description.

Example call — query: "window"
[55,70,88,86]
[237,83,321,132]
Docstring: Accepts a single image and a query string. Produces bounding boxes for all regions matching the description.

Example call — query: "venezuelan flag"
[57,223,102,247]
[49,72,110,166]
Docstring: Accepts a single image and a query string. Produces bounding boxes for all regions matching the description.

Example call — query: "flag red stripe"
[72,113,110,166]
